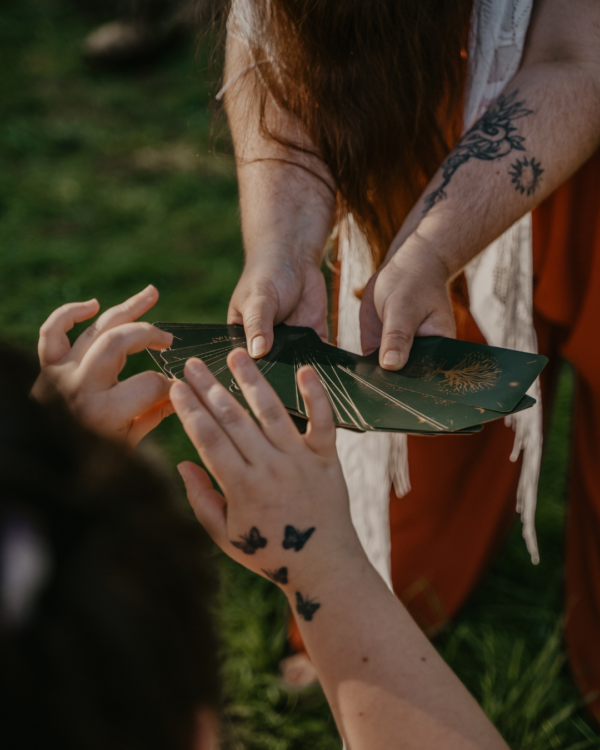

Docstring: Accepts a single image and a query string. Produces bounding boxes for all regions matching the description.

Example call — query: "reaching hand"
[228,253,328,358]
[360,244,456,369]
[171,348,360,588]
[33,285,174,445]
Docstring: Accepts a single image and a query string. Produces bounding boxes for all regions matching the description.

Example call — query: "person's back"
[0,344,218,750]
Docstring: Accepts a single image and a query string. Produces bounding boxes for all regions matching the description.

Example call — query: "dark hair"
[0,344,219,750]
[233,0,472,266]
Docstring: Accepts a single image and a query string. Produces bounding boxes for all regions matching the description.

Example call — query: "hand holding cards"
[148,323,547,436]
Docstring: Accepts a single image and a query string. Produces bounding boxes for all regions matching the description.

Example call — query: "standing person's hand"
[32,285,174,445]
[360,241,456,369]
[228,252,328,358]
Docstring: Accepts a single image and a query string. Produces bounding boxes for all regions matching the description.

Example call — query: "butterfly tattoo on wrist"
[282,525,315,552]
[262,567,288,585]
[295,592,321,621]
[231,526,267,555]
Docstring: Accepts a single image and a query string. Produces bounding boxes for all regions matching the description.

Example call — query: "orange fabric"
[532,150,600,723]
[289,151,600,724]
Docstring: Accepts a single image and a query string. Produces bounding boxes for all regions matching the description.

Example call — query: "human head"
[0,343,219,750]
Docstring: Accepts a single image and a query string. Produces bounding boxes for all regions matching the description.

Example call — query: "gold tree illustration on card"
[407,353,502,395]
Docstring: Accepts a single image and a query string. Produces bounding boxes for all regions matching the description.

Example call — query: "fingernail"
[186,358,204,376]
[250,335,267,358]
[382,350,402,368]
[142,284,157,296]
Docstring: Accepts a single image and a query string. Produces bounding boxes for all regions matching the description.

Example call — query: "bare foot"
[279,652,319,691]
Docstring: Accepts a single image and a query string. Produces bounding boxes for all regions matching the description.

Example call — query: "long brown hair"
[239,0,472,266]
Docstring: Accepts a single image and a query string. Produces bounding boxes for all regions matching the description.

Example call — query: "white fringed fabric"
[226,0,542,576]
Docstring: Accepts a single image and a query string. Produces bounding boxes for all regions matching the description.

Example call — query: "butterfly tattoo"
[282,525,315,552]
[262,567,288,585]
[230,526,267,555]
[295,592,321,622]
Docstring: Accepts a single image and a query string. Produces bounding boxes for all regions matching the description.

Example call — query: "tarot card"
[146,323,544,437]
[344,337,547,412]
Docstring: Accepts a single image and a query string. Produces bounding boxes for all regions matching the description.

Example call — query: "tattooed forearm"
[509,156,544,196]
[423,90,534,214]
[262,566,288,585]
[296,591,321,621]
[231,526,267,555]
[283,525,315,551]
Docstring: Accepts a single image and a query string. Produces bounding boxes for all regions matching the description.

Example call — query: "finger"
[79,322,173,390]
[177,461,228,546]
[170,378,248,482]
[72,285,161,360]
[229,292,278,358]
[106,370,172,429]
[127,398,175,446]
[377,286,425,370]
[226,348,301,449]
[38,299,100,367]
[183,357,269,465]
[297,366,336,456]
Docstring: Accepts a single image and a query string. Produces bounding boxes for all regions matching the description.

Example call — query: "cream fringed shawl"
[227,0,541,589]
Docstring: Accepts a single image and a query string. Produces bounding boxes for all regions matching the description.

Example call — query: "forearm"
[224,35,336,269]
[288,553,507,749]
[387,0,600,277]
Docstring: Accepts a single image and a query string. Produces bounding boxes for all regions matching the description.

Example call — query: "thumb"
[359,274,383,355]
[229,292,278,359]
[178,462,228,545]
[378,289,421,371]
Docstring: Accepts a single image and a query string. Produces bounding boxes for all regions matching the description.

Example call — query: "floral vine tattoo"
[262,567,288,585]
[282,525,315,551]
[509,156,544,196]
[423,89,533,214]
[230,526,267,555]
[296,592,321,621]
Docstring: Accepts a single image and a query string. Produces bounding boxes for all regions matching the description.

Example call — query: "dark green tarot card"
[147,323,544,436]
[334,336,547,412]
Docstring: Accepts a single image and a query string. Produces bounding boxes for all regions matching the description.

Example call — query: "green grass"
[1,3,598,747]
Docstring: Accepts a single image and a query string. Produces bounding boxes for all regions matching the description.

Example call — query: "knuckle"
[218,402,241,427]
[243,310,270,330]
[198,423,224,452]
[384,327,413,346]
[39,320,54,338]
[258,402,282,424]
[143,370,168,391]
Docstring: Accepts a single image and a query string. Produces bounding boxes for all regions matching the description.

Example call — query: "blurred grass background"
[1,2,599,747]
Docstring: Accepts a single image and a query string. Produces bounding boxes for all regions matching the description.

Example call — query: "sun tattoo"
[509,156,544,196]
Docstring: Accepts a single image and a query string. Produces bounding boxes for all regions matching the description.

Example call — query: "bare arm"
[361,0,600,366]
[172,353,508,750]
[225,36,336,355]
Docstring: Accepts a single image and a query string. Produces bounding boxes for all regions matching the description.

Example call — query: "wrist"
[280,532,368,596]
[390,235,454,285]
[282,541,385,617]
[244,240,324,272]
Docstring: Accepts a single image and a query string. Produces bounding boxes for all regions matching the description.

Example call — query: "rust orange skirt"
[289,150,600,721]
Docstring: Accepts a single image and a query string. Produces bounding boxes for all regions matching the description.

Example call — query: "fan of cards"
[148,322,547,436]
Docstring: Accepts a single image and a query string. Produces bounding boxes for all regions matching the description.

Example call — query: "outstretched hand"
[33,285,175,445]
[360,244,456,369]
[171,348,360,589]
[227,254,328,358]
